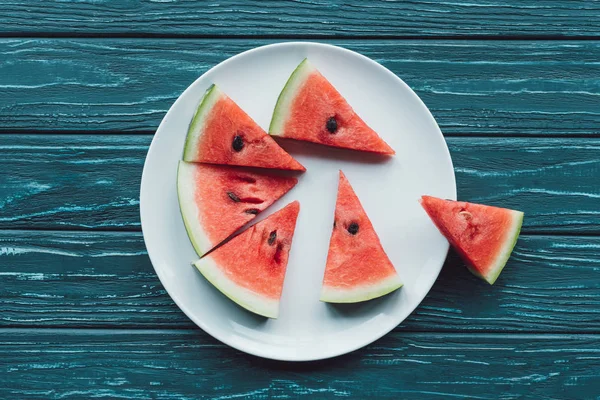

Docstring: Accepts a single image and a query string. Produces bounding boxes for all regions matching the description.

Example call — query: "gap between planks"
[2,33,600,41]
[0,227,597,238]
[1,328,600,338]
[3,325,600,335]
[2,130,600,139]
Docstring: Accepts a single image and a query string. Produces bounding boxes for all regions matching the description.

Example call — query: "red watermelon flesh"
[420,196,524,285]
[270,59,395,155]
[183,84,305,171]
[193,201,300,318]
[320,171,402,303]
[177,161,297,257]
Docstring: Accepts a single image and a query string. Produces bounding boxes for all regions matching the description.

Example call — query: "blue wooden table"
[1,1,600,398]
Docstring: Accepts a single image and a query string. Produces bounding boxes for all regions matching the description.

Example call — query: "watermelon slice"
[193,201,300,318]
[269,59,395,155]
[177,161,297,257]
[419,196,524,285]
[183,84,305,171]
[320,171,402,303]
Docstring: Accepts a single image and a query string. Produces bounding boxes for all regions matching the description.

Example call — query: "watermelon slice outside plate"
[269,59,395,155]
[193,201,300,318]
[177,161,297,257]
[320,171,403,303]
[183,84,305,171]
[420,196,524,285]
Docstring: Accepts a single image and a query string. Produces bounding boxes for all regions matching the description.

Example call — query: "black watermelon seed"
[347,222,359,235]
[326,116,338,133]
[227,191,241,202]
[274,243,284,263]
[245,208,260,215]
[232,135,244,152]
[333,220,337,229]
[268,230,277,246]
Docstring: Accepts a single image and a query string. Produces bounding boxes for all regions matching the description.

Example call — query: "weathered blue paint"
[0,329,599,399]
[1,231,599,333]
[1,3,599,398]
[1,135,599,233]
[0,0,598,37]
[0,40,599,135]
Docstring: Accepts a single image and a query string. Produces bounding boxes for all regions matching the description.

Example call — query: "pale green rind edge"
[182,84,221,161]
[320,274,404,303]
[479,210,525,285]
[268,58,315,136]
[193,257,279,319]
[176,161,213,257]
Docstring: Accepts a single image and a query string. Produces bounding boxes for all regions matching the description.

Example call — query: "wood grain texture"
[0,135,146,230]
[1,39,599,135]
[2,230,599,332]
[1,329,599,399]
[1,0,598,38]
[2,2,598,395]
[1,135,599,233]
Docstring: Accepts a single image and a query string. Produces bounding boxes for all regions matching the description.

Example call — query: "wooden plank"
[1,1,598,38]
[450,137,600,233]
[2,231,599,332]
[1,39,599,135]
[1,329,598,398]
[0,135,146,230]
[2,135,599,233]
[0,231,179,327]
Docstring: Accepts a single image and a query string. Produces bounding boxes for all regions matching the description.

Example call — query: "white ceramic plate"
[140,42,456,361]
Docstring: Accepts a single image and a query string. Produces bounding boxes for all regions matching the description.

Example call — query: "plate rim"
[140,41,456,361]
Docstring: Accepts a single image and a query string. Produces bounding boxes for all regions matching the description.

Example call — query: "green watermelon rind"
[177,161,214,257]
[477,210,524,285]
[269,58,315,137]
[193,257,279,318]
[319,274,403,303]
[183,84,222,161]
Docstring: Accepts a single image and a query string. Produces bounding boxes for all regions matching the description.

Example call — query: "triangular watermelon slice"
[177,161,297,257]
[269,59,395,155]
[420,196,524,285]
[193,201,300,318]
[183,84,305,171]
[320,171,402,303]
